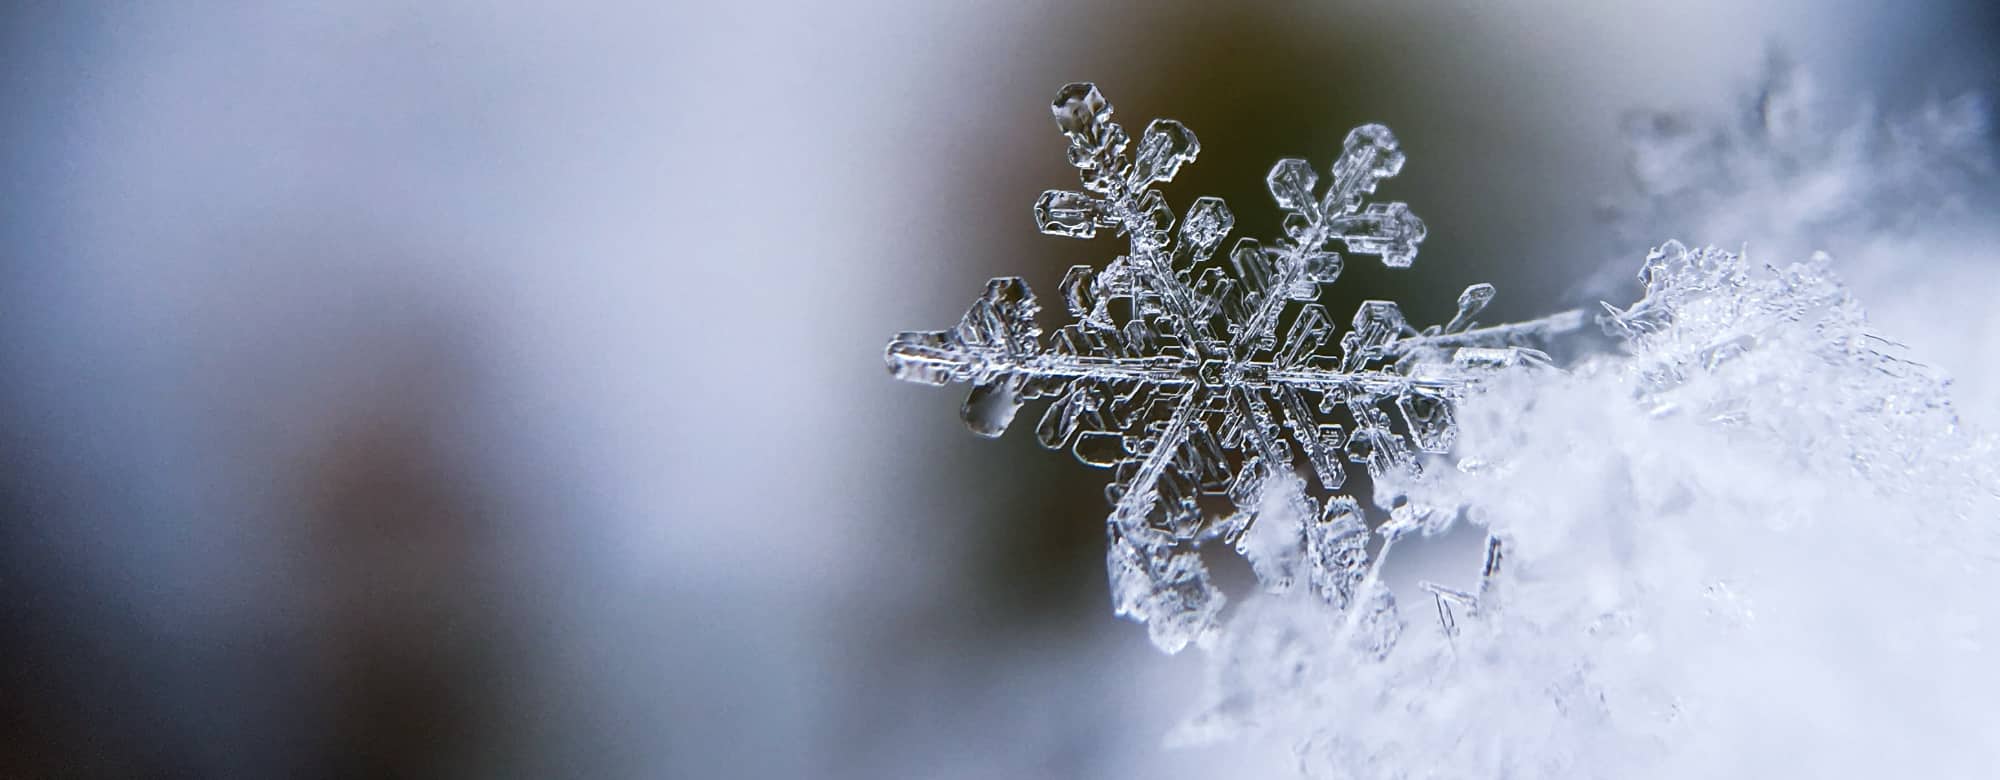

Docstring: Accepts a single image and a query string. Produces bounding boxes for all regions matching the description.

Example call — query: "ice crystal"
[1600,241,1987,509]
[884,83,1581,652]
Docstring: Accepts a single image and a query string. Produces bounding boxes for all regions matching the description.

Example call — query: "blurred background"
[2,2,1994,777]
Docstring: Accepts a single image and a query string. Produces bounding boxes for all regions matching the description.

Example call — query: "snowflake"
[885,83,1580,652]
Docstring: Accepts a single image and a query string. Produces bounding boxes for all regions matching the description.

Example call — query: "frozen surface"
[1182,243,2000,777]
[885,83,1579,653]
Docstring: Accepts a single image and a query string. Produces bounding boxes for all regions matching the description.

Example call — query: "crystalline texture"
[884,83,1580,652]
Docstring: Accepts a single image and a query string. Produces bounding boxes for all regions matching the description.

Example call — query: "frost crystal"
[885,83,1580,652]
[1601,241,1977,497]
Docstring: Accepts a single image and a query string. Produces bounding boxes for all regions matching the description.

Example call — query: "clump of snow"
[1182,242,2000,778]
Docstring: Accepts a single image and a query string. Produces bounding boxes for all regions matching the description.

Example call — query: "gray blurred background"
[2,2,1994,777]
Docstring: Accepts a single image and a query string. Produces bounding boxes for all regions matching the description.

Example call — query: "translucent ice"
[885,83,1580,652]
